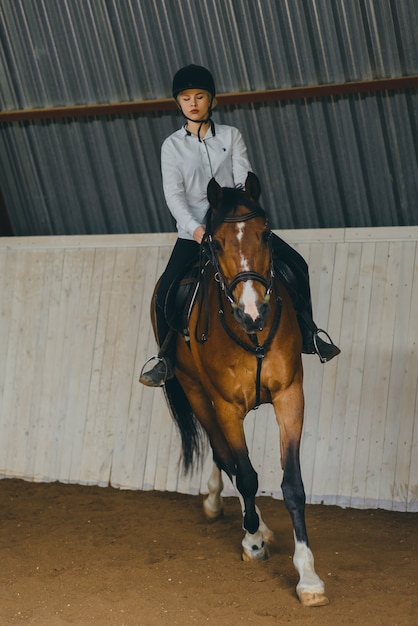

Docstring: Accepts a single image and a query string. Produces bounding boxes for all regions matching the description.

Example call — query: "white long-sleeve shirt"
[161,123,252,240]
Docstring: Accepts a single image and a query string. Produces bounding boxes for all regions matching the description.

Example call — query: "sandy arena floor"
[0,479,416,625]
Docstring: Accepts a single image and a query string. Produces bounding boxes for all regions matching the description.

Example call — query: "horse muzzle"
[232,299,270,334]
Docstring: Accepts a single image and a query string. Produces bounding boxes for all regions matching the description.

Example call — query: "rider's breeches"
[155,237,200,346]
[271,234,313,316]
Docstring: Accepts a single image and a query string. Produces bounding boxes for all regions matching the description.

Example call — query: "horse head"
[205,173,274,334]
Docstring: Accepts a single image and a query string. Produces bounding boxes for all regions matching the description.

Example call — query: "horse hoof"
[297,591,329,607]
[202,496,224,521]
[242,544,269,562]
[203,507,224,522]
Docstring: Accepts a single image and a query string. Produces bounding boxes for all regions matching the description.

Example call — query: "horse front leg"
[232,444,275,561]
[282,442,328,606]
[274,386,329,607]
[204,445,274,560]
[207,401,270,561]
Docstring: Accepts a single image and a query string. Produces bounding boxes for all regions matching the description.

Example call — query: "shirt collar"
[181,122,215,140]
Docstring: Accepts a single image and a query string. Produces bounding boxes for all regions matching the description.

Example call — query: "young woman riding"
[140,64,340,387]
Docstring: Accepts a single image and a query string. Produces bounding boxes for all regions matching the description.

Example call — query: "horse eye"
[262,230,271,243]
[213,239,223,252]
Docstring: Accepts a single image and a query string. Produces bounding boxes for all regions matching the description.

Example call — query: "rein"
[197,209,280,409]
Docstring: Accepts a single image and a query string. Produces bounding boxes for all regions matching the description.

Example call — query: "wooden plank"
[257,405,282,498]
[405,244,418,512]
[248,409,267,487]
[341,243,376,507]
[2,226,418,253]
[65,248,103,482]
[392,243,418,511]
[100,247,150,487]
[407,376,418,512]
[366,243,402,507]
[87,248,134,485]
[377,242,413,508]
[0,233,176,250]
[380,243,417,510]
[0,249,23,475]
[30,249,65,480]
[0,248,17,472]
[345,226,418,242]
[361,242,393,506]
[77,248,116,483]
[50,249,88,481]
[335,242,374,507]
[279,229,345,244]
[110,246,159,489]
[309,242,348,503]
[29,252,59,479]
[351,242,385,507]
[24,250,59,480]
[3,250,46,478]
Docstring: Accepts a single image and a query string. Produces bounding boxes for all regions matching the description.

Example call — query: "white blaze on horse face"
[236,223,259,320]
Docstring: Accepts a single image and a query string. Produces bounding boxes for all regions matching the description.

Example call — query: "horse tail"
[163,376,207,473]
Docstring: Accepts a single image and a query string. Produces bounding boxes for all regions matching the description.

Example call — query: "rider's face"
[177,89,212,121]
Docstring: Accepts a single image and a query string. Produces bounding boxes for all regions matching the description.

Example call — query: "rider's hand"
[193,225,205,244]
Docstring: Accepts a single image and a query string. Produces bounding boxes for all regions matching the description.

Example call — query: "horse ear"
[207,177,223,209]
[244,172,261,201]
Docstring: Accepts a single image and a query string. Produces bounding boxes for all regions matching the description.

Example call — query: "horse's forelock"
[206,185,265,234]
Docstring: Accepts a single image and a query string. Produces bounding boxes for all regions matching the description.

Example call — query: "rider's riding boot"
[139,354,174,387]
[139,301,175,387]
[272,245,340,363]
[298,311,341,363]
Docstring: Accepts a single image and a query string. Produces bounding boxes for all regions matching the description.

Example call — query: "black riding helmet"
[172,65,217,141]
[172,64,216,99]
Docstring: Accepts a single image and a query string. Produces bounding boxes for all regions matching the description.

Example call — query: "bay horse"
[153,172,328,607]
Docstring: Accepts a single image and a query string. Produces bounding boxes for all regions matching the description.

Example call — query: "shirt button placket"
[201,140,213,178]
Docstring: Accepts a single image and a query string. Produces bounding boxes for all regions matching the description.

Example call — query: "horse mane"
[205,185,267,235]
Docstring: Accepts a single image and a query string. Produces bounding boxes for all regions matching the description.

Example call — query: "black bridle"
[202,211,274,310]
[199,209,281,408]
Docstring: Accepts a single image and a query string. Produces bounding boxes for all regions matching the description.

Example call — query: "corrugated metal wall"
[0,228,417,512]
[1,0,417,235]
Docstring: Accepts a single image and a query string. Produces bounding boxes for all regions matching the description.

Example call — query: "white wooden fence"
[0,228,417,512]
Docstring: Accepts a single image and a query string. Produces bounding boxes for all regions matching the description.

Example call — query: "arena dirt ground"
[0,479,416,625]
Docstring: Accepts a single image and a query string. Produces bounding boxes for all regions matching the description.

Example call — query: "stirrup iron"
[313,329,340,364]
[139,355,172,385]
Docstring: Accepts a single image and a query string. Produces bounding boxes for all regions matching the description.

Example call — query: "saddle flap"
[164,264,201,335]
